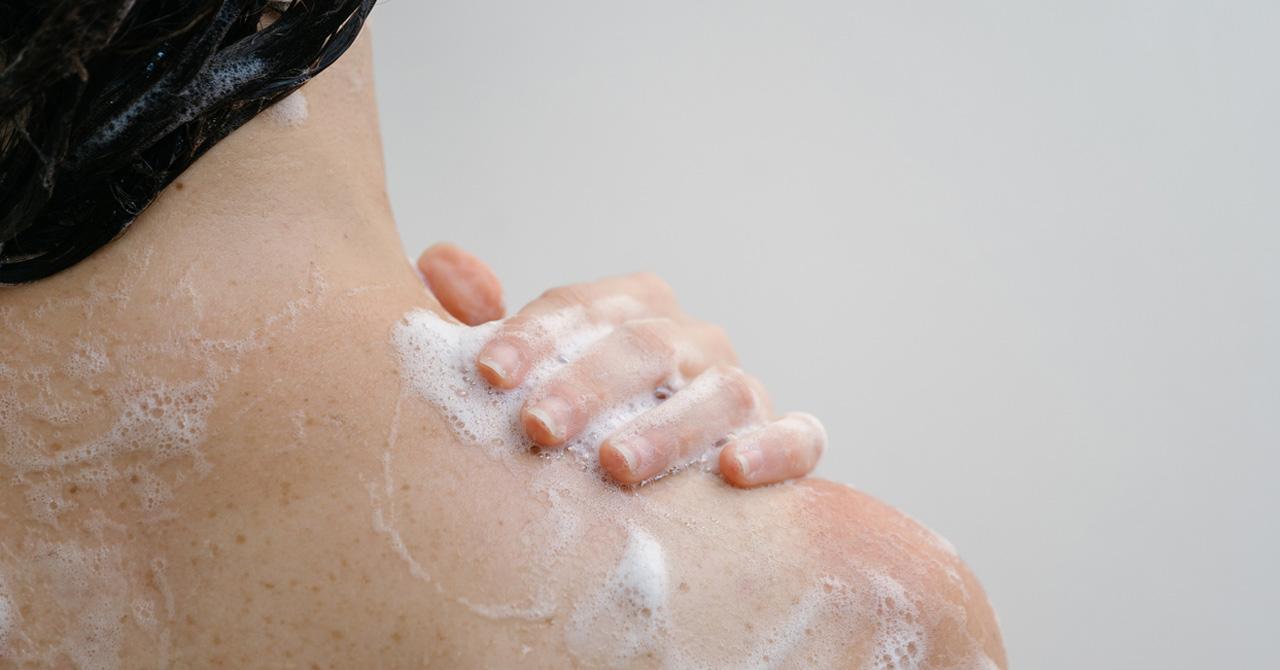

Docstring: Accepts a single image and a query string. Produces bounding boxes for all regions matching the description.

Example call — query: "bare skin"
[0,31,1005,669]
[417,244,506,326]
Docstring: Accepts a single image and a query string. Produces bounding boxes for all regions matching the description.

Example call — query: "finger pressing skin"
[719,413,826,488]
[417,243,505,326]
[599,366,769,484]
[520,319,734,446]
[476,273,682,390]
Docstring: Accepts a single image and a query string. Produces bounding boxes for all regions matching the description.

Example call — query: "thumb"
[416,243,506,326]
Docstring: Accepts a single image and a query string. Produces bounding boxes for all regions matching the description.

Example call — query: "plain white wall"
[371,2,1279,667]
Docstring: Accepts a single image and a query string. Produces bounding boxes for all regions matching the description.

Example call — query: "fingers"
[476,273,683,389]
[599,366,769,484]
[417,243,505,326]
[719,413,826,488]
[520,319,735,446]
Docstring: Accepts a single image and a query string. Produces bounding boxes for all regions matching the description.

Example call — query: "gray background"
[371,2,1279,668]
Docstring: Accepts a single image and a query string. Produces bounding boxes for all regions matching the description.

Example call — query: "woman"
[0,2,1005,667]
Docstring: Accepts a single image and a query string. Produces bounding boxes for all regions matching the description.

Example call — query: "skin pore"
[0,28,1006,669]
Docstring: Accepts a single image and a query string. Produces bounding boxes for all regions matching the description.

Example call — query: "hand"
[415,243,826,488]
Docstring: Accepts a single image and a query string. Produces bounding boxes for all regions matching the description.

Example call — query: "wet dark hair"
[0,0,375,283]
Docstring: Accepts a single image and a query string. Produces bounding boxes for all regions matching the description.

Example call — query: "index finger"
[417,243,506,326]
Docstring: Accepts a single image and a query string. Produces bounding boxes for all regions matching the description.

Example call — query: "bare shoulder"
[789,479,1007,669]
[0,244,1006,669]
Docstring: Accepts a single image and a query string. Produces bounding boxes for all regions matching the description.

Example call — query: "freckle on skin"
[235,534,246,544]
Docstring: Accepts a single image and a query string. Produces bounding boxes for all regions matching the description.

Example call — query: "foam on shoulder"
[391,308,685,473]
[0,575,12,653]
[265,90,309,127]
[565,525,670,667]
[389,307,1000,668]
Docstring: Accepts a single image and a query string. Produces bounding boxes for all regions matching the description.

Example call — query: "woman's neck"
[0,29,414,309]
[0,27,441,418]
[0,30,441,529]
[125,30,413,293]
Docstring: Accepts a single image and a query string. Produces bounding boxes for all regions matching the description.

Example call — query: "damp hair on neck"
[0,0,375,284]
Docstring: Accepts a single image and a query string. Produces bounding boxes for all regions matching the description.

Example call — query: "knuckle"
[712,365,760,412]
[630,271,672,293]
[538,284,589,308]
[546,375,600,411]
[704,322,731,346]
[616,318,678,357]
[629,272,678,304]
[697,321,737,363]
[494,320,537,347]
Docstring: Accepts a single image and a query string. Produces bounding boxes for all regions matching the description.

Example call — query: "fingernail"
[526,396,574,444]
[732,444,766,482]
[478,341,522,385]
[610,436,655,479]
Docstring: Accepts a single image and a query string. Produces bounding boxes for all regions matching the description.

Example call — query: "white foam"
[0,264,348,665]
[565,526,670,667]
[266,90,308,127]
[864,572,927,670]
[391,308,727,478]
[36,540,127,670]
[0,575,13,653]
[89,55,268,152]
[2,376,215,525]
[457,589,557,621]
[741,577,853,669]
[393,308,680,472]
[65,337,109,379]
[727,572,928,670]
[364,437,430,583]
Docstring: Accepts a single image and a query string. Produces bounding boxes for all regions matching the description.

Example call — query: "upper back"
[0,199,1003,669]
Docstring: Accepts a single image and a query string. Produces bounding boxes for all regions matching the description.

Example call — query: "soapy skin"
[0,31,1006,668]
[415,245,826,488]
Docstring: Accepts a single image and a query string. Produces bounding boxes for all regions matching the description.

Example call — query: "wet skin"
[0,32,1005,669]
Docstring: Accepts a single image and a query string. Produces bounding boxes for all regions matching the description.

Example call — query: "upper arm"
[795,479,1007,669]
